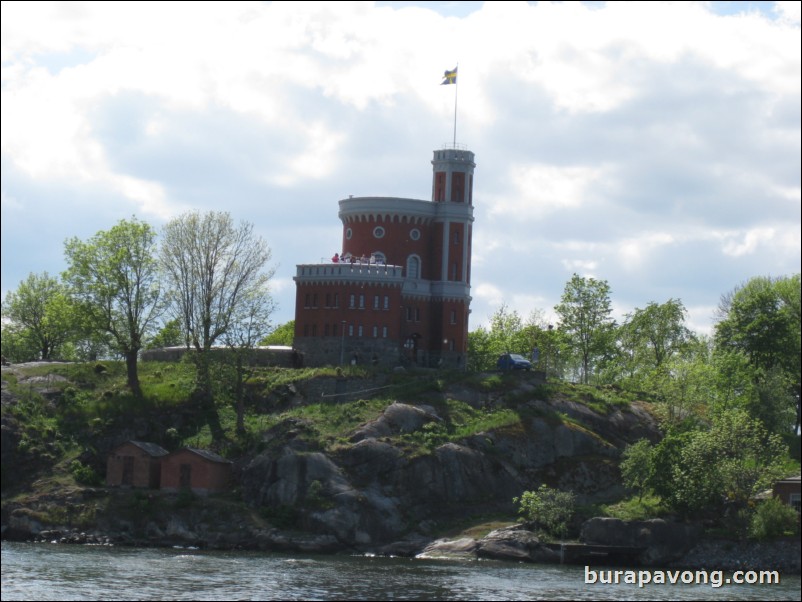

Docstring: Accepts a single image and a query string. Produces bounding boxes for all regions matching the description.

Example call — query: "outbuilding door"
[122,456,134,486]
[179,464,192,490]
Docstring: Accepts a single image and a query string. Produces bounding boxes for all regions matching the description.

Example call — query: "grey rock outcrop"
[580,517,702,565]
[240,393,661,549]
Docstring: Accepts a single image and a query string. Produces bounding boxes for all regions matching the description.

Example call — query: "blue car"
[497,353,532,371]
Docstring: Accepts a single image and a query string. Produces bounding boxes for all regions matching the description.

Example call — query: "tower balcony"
[294,262,405,285]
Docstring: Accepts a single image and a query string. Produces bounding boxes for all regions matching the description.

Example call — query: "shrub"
[69,460,101,486]
[749,498,799,540]
[514,484,576,540]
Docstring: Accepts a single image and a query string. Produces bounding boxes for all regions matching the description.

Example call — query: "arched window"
[407,255,420,279]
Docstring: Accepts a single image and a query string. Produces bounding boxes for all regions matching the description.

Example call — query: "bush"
[69,460,101,486]
[749,498,799,540]
[514,484,576,539]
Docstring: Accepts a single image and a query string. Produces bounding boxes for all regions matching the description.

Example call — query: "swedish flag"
[441,67,457,85]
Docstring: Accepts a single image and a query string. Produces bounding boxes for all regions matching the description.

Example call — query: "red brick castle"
[293,146,476,368]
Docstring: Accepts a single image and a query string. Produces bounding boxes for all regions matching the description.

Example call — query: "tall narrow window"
[435,172,446,201]
[407,256,420,279]
[451,172,465,202]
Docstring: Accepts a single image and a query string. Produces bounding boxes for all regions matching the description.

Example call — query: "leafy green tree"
[488,303,529,355]
[160,210,275,440]
[555,274,616,384]
[663,410,787,515]
[64,217,163,397]
[620,439,656,502]
[260,320,295,346]
[715,274,801,434]
[2,272,76,361]
[0,323,42,363]
[147,318,186,350]
[467,325,494,371]
[514,484,576,539]
[467,305,545,372]
[653,337,717,425]
[618,299,693,382]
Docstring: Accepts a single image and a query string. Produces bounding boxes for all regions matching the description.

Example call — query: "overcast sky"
[2,1,800,337]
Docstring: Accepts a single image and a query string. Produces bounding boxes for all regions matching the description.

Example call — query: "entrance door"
[179,464,192,490]
[122,456,134,486]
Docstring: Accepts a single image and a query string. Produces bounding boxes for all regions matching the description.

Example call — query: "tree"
[220,289,275,433]
[662,410,787,516]
[554,274,616,384]
[488,303,528,355]
[715,274,801,434]
[63,218,163,397]
[467,325,494,371]
[652,337,717,426]
[146,318,186,350]
[467,305,541,372]
[2,272,76,361]
[160,210,274,440]
[622,299,692,374]
[620,439,656,502]
[260,320,295,346]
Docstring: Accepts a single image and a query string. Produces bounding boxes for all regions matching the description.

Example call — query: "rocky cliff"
[3,363,662,553]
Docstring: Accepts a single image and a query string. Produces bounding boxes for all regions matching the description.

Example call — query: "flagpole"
[452,63,459,147]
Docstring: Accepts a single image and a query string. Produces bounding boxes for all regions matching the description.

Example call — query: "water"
[2,541,799,601]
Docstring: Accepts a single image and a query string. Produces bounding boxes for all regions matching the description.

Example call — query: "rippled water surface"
[2,542,799,601]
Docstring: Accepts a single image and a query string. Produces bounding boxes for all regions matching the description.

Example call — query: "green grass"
[601,494,666,521]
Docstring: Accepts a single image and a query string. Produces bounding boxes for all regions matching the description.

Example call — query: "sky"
[2,1,800,338]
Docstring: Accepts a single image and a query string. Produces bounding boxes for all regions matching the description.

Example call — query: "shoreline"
[3,522,800,576]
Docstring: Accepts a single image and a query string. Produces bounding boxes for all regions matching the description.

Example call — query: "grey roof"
[178,447,232,464]
[123,441,169,457]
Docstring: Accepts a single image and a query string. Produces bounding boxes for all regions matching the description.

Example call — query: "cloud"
[1,1,799,339]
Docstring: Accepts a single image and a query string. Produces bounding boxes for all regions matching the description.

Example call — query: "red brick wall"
[161,450,231,494]
[341,215,434,278]
[106,442,162,489]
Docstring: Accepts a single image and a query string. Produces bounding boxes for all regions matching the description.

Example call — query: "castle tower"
[293,147,475,368]
[428,147,475,363]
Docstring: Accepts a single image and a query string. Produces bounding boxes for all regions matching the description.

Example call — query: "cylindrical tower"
[429,147,475,364]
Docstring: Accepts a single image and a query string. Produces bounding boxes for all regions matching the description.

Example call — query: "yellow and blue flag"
[441,67,457,85]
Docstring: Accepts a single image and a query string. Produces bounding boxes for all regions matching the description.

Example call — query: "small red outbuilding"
[773,475,801,511]
[160,448,232,495]
[106,441,168,489]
